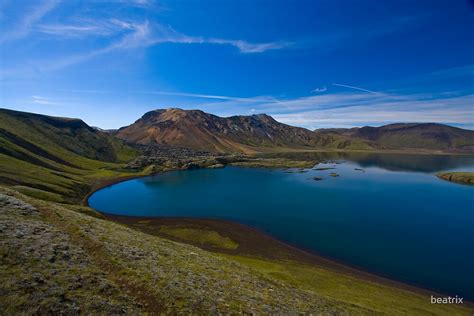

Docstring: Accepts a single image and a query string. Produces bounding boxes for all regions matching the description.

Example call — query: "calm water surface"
[89,153,474,300]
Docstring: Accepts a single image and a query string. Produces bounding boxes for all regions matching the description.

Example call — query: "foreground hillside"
[0,188,366,314]
[0,109,141,203]
[1,188,471,314]
[116,108,373,153]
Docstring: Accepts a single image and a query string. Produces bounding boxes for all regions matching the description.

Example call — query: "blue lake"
[89,153,474,300]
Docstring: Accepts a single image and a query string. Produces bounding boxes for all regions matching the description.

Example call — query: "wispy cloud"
[137,90,279,103]
[177,87,473,129]
[35,17,291,53]
[207,38,291,53]
[332,83,385,96]
[31,95,57,105]
[0,0,59,43]
[141,24,292,53]
[311,86,327,93]
[37,21,119,38]
[273,98,474,129]
[268,93,474,128]
[9,20,152,73]
[3,20,291,75]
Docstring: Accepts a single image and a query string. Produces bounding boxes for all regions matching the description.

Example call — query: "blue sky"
[1,0,473,129]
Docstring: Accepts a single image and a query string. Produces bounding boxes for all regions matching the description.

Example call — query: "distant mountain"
[116,108,372,153]
[317,123,474,153]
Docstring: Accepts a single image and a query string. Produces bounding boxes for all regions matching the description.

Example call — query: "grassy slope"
[108,217,472,315]
[436,172,474,185]
[1,188,369,314]
[0,109,143,202]
[225,255,469,315]
[159,226,239,250]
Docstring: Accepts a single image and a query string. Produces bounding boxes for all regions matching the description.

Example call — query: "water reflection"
[257,152,474,173]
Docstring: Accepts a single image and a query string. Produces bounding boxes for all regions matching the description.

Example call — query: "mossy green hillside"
[158,226,239,250]
[1,187,370,314]
[112,216,473,315]
[0,109,142,202]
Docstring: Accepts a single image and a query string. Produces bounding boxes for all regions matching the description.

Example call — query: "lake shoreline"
[84,155,474,306]
[83,148,474,207]
[104,213,474,306]
[82,173,152,207]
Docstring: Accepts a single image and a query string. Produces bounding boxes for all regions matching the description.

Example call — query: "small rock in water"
[312,177,323,181]
[313,167,335,171]
[329,173,339,177]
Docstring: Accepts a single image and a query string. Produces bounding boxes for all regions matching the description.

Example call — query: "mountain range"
[116,108,474,153]
[317,123,474,153]
[115,108,372,152]
[4,106,473,201]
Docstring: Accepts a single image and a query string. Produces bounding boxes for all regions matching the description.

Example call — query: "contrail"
[138,91,278,103]
[332,83,385,96]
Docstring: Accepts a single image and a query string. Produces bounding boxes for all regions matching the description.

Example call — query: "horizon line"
[1,106,472,131]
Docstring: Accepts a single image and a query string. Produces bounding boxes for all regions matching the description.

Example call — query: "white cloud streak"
[0,0,59,43]
[311,86,327,93]
[31,95,57,105]
[207,38,291,53]
[37,21,118,38]
[137,90,279,103]
[332,83,385,95]
[1,0,293,78]
[2,19,290,76]
[34,17,290,53]
[141,24,291,53]
[179,88,473,129]
[270,94,474,128]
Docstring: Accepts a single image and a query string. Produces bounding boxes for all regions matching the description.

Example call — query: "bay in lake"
[89,153,474,300]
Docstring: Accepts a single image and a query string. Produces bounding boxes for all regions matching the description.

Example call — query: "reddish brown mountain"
[116,108,371,153]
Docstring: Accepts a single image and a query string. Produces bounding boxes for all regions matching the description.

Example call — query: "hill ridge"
[116,108,474,153]
[116,108,372,153]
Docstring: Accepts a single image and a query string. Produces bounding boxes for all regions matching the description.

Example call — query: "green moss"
[62,204,106,219]
[13,185,65,203]
[222,255,471,315]
[159,226,239,250]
